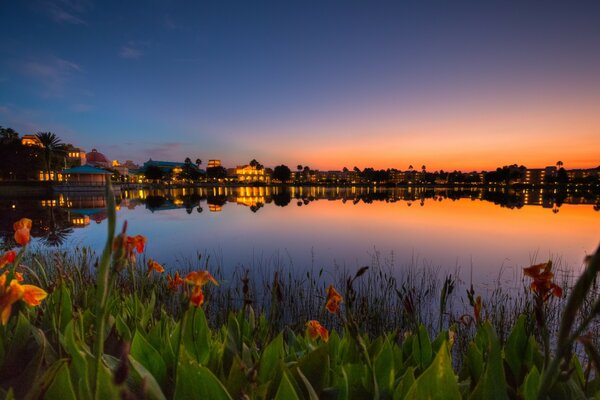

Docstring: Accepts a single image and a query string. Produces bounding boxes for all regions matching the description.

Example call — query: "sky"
[1,0,599,171]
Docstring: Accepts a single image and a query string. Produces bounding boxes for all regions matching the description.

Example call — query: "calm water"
[1,186,599,285]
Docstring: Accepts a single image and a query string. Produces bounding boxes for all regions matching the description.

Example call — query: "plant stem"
[92,181,116,400]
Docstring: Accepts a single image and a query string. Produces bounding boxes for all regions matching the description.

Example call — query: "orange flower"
[167,271,184,291]
[20,284,48,306]
[13,218,32,246]
[185,271,219,287]
[146,258,165,276]
[325,285,343,314]
[0,272,47,325]
[185,270,218,307]
[13,218,32,231]
[114,234,147,263]
[14,272,23,282]
[0,251,17,269]
[190,286,205,307]
[306,320,329,342]
[128,235,146,253]
[524,261,563,301]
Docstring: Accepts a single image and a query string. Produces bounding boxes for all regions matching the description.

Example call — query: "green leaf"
[469,323,508,400]
[412,325,432,370]
[128,356,168,400]
[130,331,167,388]
[274,371,301,400]
[60,320,92,399]
[374,339,395,394]
[504,315,527,383]
[174,350,232,400]
[296,344,330,395]
[405,341,460,400]
[393,367,415,400]
[115,314,132,342]
[258,333,284,384]
[44,360,77,400]
[521,366,539,400]
[296,368,320,400]
[182,308,211,365]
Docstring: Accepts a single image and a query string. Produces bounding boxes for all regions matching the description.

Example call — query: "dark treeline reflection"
[1,186,599,249]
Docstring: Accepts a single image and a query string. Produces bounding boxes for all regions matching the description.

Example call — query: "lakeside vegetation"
[1,182,600,399]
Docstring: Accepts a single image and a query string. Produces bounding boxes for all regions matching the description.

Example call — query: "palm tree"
[184,157,192,165]
[556,161,563,169]
[36,132,66,181]
[0,127,19,144]
[195,159,202,168]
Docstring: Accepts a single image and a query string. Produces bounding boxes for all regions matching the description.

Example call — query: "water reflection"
[1,186,599,250]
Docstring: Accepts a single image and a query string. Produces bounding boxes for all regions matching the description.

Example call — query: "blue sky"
[1,1,599,170]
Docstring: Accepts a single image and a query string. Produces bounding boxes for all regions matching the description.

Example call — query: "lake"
[1,186,598,287]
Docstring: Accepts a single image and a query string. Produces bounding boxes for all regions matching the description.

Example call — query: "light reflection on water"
[1,186,598,286]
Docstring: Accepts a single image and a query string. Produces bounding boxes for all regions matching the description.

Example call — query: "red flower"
[185,270,218,307]
[190,286,205,307]
[0,251,17,269]
[146,258,165,276]
[325,285,343,314]
[306,320,329,342]
[524,261,563,302]
[167,271,184,291]
[13,218,32,246]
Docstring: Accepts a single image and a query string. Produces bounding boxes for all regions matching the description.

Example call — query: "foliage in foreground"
[1,183,600,399]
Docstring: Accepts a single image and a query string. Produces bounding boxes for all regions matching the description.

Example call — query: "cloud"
[119,45,143,59]
[38,0,92,25]
[21,56,82,97]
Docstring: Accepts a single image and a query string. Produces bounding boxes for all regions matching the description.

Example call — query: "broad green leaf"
[258,333,284,384]
[412,325,432,370]
[296,368,320,400]
[128,356,168,400]
[393,367,415,400]
[174,350,232,400]
[274,371,300,400]
[182,308,211,365]
[405,341,460,400]
[469,323,508,400]
[374,339,395,394]
[115,314,132,341]
[521,365,539,400]
[296,344,330,394]
[225,356,250,400]
[60,320,92,399]
[44,360,77,400]
[504,315,527,383]
[130,330,167,388]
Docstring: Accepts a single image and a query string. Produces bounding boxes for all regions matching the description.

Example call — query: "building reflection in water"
[1,186,598,249]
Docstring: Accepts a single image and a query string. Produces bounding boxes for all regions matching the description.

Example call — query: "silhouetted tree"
[145,165,164,181]
[178,163,200,181]
[272,191,292,207]
[207,166,227,180]
[272,165,291,182]
[196,159,202,168]
[0,127,19,144]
